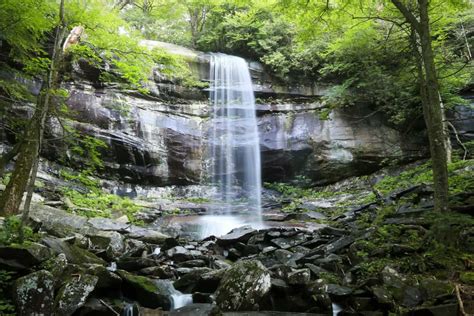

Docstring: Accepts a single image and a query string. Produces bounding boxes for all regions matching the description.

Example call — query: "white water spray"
[201,53,262,237]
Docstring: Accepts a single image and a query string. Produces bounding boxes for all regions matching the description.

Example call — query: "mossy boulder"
[42,236,105,265]
[13,270,55,316]
[215,260,271,311]
[55,274,98,315]
[87,264,122,289]
[117,270,172,310]
[0,243,52,270]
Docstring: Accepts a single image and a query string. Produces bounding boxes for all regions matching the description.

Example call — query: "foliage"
[374,159,474,195]
[61,187,143,224]
[0,269,15,315]
[0,216,39,246]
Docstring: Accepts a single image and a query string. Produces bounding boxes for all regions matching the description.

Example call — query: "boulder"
[88,231,125,260]
[42,236,105,265]
[217,226,257,246]
[215,260,271,311]
[270,233,307,249]
[117,270,171,309]
[287,268,311,285]
[87,264,122,289]
[0,243,51,270]
[117,256,156,271]
[13,270,55,316]
[55,274,99,315]
[174,267,212,293]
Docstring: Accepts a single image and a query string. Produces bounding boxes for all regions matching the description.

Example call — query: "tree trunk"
[0,0,66,217]
[417,0,449,212]
[391,0,450,212]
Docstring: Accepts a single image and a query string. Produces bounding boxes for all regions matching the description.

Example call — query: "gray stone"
[217,226,257,246]
[117,270,172,309]
[0,243,51,270]
[117,257,156,271]
[13,270,55,316]
[87,264,122,289]
[325,284,353,297]
[287,268,311,285]
[271,233,307,249]
[55,274,99,315]
[215,260,271,311]
[42,236,105,265]
[174,267,213,293]
[88,231,125,260]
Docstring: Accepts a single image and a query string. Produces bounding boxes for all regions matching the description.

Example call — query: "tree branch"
[390,0,421,33]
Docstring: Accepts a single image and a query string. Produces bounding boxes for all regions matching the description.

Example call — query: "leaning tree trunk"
[391,0,450,212]
[417,0,449,212]
[0,0,66,217]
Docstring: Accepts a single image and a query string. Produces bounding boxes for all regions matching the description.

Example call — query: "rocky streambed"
[1,179,473,316]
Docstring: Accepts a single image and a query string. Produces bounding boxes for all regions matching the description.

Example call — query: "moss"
[117,270,157,293]
[318,272,341,284]
[460,272,474,285]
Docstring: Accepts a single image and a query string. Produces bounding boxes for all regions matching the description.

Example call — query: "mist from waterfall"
[200,53,262,237]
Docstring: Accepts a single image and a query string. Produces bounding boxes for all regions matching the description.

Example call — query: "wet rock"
[55,274,99,315]
[195,269,226,293]
[235,242,259,256]
[304,263,329,277]
[179,259,207,268]
[87,264,122,289]
[139,266,175,279]
[402,286,423,308]
[217,226,257,246]
[274,249,304,266]
[324,235,355,254]
[287,268,311,285]
[170,303,216,316]
[174,267,213,293]
[123,238,147,257]
[262,246,277,253]
[371,286,393,305]
[127,226,169,243]
[0,243,51,270]
[325,284,353,297]
[215,260,271,311]
[248,233,266,244]
[117,270,171,309]
[411,303,459,316]
[88,231,125,260]
[270,278,289,291]
[75,298,116,316]
[284,211,327,221]
[42,236,105,265]
[166,246,193,261]
[117,257,156,271]
[320,226,349,237]
[211,259,231,270]
[313,254,343,272]
[161,237,180,251]
[13,270,55,316]
[271,233,307,249]
[193,292,214,304]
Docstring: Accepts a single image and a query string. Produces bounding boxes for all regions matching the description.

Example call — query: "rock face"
[1,40,450,187]
[215,260,271,311]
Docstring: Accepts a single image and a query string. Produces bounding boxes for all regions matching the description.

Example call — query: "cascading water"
[199,53,263,238]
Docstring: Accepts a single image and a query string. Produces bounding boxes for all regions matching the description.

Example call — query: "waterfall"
[200,53,262,236]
